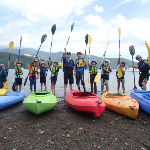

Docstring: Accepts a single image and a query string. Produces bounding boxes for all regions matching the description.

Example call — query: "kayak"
[0,89,7,95]
[130,89,150,114]
[23,91,57,115]
[0,91,25,110]
[65,90,106,117]
[100,91,139,119]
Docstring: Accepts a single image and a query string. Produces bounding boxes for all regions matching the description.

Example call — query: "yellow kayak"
[145,41,150,65]
[100,91,139,119]
[0,89,7,95]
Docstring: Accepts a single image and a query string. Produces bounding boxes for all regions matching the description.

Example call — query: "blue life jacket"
[0,69,8,80]
[40,67,47,77]
[64,57,74,68]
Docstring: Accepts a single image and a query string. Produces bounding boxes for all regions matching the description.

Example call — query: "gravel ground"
[0,99,150,150]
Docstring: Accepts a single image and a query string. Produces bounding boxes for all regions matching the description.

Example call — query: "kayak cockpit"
[72,92,96,97]
[106,93,123,97]
[32,91,51,95]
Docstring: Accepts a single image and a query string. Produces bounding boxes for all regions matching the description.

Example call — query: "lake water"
[6,69,150,100]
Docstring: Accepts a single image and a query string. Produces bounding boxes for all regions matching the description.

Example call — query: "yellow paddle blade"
[94,73,100,83]
[24,54,32,57]
[9,41,14,52]
[88,36,92,45]
[0,89,7,95]
[107,40,109,47]
[145,41,150,65]
[4,81,8,91]
[117,68,122,78]
[118,27,121,38]
[88,73,89,83]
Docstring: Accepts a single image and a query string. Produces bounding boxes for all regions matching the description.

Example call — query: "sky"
[0,0,150,61]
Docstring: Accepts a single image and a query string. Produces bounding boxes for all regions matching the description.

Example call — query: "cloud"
[94,5,103,12]
[140,0,149,4]
[111,0,134,9]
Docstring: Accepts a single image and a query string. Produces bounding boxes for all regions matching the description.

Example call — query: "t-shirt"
[63,57,75,73]
[101,64,112,80]
[14,66,23,78]
[75,58,84,72]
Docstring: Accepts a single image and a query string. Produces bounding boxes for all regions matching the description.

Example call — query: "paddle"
[18,36,22,61]
[84,34,89,70]
[129,45,137,89]
[88,36,92,83]
[118,27,121,61]
[24,34,47,86]
[145,41,150,65]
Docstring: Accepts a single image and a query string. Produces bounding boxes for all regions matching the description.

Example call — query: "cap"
[77,52,82,55]
[105,60,110,63]
[41,62,46,66]
[17,61,22,66]
[67,52,71,55]
[0,64,4,67]
[136,55,142,60]
[91,60,97,64]
[34,59,37,62]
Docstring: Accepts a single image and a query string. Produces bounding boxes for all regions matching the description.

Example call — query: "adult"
[63,48,75,94]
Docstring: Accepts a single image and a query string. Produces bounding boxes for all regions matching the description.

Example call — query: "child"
[101,59,112,95]
[49,57,59,94]
[88,58,98,94]
[133,55,149,90]
[28,58,39,92]
[39,58,47,91]
[116,58,125,93]
[14,58,23,91]
[0,62,10,89]
[74,52,87,91]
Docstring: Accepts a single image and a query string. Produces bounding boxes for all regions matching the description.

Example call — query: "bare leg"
[19,85,22,91]
[69,84,72,90]
[106,86,109,91]
[51,83,53,93]
[122,80,125,94]
[101,86,104,95]
[64,84,67,93]
[54,84,55,93]
[44,83,47,91]
[142,82,146,90]
[117,79,120,93]
[16,85,18,92]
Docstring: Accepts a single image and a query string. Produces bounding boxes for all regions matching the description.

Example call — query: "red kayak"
[65,90,106,117]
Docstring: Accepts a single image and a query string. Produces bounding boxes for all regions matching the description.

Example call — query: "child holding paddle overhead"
[49,57,59,94]
[88,58,98,94]
[14,58,23,92]
[116,58,125,93]
[74,52,87,91]
[28,58,39,92]
[133,55,149,90]
[0,62,10,89]
[39,58,48,91]
[101,57,112,95]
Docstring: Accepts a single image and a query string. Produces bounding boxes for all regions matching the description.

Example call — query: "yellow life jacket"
[76,58,84,68]
[116,67,125,78]
[101,66,109,76]
[50,66,58,74]
[15,68,23,75]
[29,66,38,74]
[89,65,97,75]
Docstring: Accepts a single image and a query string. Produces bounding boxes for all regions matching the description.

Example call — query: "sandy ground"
[0,99,150,150]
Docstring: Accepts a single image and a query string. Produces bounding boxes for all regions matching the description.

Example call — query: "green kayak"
[23,91,57,115]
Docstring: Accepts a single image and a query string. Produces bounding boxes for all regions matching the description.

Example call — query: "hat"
[41,62,46,66]
[67,52,71,55]
[34,59,37,62]
[0,64,4,67]
[77,52,82,55]
[17,61,22,66]
[54,62,58,65]
[105,60,110,63]
[121,61,125,65]
[91,60,97,64]
[136,55,142,60]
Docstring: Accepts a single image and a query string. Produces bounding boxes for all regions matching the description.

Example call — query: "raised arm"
[30,58,35,66]
[14,58,18,67]
[64,48,66,59]
[49,57,52,66]
[117,57,120,66]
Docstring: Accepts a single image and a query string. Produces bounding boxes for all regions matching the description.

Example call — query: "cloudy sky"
[0,0,150,60]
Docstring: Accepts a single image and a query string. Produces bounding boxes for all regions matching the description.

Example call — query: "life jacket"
[76,58,84,68]
[116,67,125,77]
[89,65,97,75]
[15,68,23,77]
[0,69,7,80]
[50,66,59,74]
[101,66,110,76]
[29,66,38,77]
[40,67,47,77]
[64,57,74,68]
[138,59,149,73]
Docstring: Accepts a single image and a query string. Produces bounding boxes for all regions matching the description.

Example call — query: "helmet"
[0,64,4,67]
[136,55,142,60]
[91,60,97,64]
[17,61,22,66]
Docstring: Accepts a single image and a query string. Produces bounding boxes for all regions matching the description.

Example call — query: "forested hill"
[0,49,136,69]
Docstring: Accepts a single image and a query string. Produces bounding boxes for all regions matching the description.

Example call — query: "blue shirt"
[75,58,84,72]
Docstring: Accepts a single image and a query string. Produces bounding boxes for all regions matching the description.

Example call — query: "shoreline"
[0,100,150,149]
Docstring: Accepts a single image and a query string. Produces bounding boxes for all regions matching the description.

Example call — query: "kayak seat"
[81,93,89,97]
[107,93,122,97]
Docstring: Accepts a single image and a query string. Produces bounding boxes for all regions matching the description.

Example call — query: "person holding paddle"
[0,62,10,89]
[14,58,23,92]
[133,55,149,90]
[63,48,75,94]
[101,54,112,95]
[116,58,125,93]
[28,58,39,92]
[74,52,87,92]
[88,58,98,94]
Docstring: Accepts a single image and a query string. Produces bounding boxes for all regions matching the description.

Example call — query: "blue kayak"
[130,89,150,114]
[0,91,25,110]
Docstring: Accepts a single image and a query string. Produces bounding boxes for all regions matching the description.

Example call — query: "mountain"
[0,48,137,69]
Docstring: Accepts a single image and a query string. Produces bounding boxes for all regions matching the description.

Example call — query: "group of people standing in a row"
[0,49,149,95]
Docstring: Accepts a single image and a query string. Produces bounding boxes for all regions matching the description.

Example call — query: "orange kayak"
[100,91,139,119]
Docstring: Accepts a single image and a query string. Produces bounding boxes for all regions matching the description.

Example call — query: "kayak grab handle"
[37,101,42,103]
[96,101,102,104]
[129,106,134,110]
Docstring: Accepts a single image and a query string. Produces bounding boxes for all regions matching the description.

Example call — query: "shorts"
[117,76,124,81]
[51,76,57,84]
[101,78,109,87]
[15,78,22,85]
[76,72,84,85]
[0,79,6,88]
[139,74,149,88]
[64,71,73,84]
[40,76,46,84]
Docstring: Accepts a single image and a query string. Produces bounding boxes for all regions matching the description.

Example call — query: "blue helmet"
[135,55,142,60]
